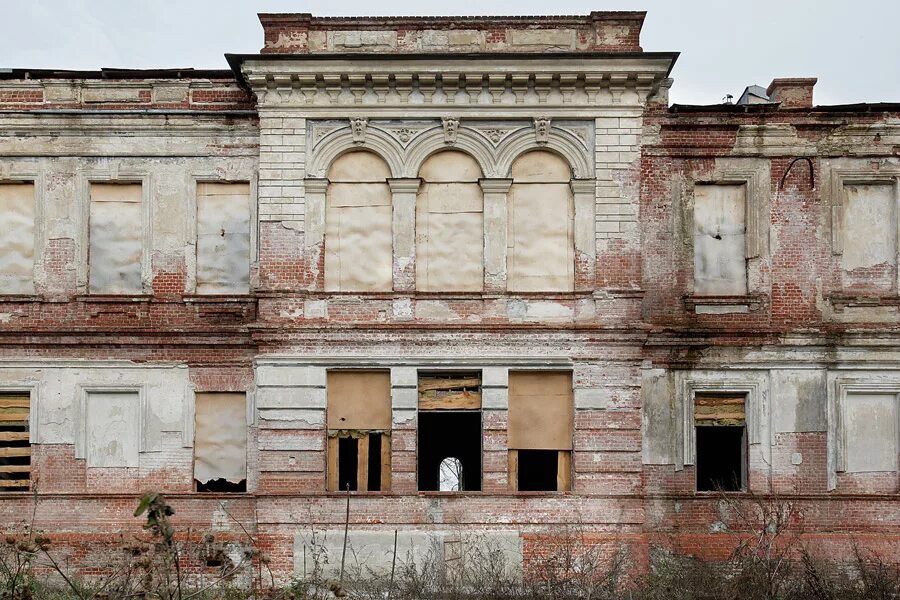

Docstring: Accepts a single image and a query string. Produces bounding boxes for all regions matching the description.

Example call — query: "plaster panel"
[85,391,140,468]
[771,370,826,433]
[843,392,898,473]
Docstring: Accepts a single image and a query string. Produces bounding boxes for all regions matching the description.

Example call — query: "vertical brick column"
[257,114,307,290]
[390,367,418,493]
[594,114,642,289]
[571,178,598,291]
[479,179,512,294]
[481,366,509,492]
[388,179,421,293]
[302,178,328,291]
[254,365,327,493]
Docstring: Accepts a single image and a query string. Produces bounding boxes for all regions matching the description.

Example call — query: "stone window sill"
[829,293,900,311]
[684,294,764,314]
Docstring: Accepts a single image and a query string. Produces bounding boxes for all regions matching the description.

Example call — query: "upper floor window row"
[0,181,251,296]
[325,149,575,293]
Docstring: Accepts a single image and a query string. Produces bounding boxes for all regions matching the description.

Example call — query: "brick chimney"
[766,78,817,109]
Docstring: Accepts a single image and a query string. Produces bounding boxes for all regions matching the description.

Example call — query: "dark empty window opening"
[696,425,746,492]
[0,395,30,492]
[338,436,359,491]
[196,478,247,493]
[517,450,558,492]
[329,432,388,492]
[418,411,481,491]
[367,433,382,492]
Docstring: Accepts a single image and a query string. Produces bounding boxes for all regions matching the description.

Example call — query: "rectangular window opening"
[516,449,560,492]
[695,393,747,492]
[326,370,392,492]
[88,182,142,295]
[417,371,482,492]
[507,371,573,492]
[194,392,247,493]
[338,436,359,492]
[328,431,389,492]
[417,411,482,492]
[0,394,30,492]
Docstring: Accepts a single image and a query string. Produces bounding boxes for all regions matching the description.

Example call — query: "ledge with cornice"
[228,53,676,113]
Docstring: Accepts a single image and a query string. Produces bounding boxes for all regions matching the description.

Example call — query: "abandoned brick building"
[0,10,899,581]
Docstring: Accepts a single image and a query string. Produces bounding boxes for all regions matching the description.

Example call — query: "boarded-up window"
[326,371,391,491]
[194,392,247,490]
[693,184,747,296]
[694,393,746,491]
[508,152,574,292]
[197,183,251,294]
[0,183,35,294]
[843,392,898,473]
[85,391,140,468]
[841,184,897,292]
[0,394,30,491]
[89,183,142,294]
[325,152,393,292]
[416,151,483,291]
[508,371,573,492]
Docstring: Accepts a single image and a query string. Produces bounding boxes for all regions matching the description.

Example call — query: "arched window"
[507,151,575,292]
[416,151,484,292]
[438,457,463,491]
[325,151,393,292]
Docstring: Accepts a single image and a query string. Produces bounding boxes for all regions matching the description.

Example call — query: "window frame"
[187,176,258,296]
[0,176,43,297]
[828,374,900,489]
[78,173,152,296]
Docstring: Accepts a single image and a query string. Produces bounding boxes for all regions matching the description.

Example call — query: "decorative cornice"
[241,56,672,111]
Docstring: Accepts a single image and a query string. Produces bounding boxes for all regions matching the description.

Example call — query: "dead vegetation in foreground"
[1,491,899,600]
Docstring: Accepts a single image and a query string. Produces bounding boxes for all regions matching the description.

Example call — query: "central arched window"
[416,151,484,292]
[507,151,575,292]
[325,151,393,292]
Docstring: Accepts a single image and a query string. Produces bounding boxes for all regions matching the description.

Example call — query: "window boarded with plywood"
[693,184,747,296]
[843,392,898,473]
[326,370,392,492]
[507,152,574,292]
[507,371,573,492]
[417,372,482,410]
[694,393,746,426]
[325,152,393,292]
[89,183,142,294]
[841,184,897,292]
[416,151,484,292]
[0,394,30,491]
[194,392,247,490]
[196,183,251,294]
[0,183,35,295]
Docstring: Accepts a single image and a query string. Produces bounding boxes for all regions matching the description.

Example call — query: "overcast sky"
[1,0,897,106]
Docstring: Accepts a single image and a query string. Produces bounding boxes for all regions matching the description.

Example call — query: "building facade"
[0,11,899,581]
